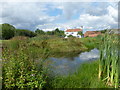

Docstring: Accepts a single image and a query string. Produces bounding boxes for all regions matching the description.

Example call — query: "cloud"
[0,2,118,31]
[37,2,118,32]
[1,2,59,30]
[79,48,99,61]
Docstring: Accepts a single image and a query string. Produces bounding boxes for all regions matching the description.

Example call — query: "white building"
[64,28,83,38]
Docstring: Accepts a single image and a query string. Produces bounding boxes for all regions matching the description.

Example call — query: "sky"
[0,0,119,32]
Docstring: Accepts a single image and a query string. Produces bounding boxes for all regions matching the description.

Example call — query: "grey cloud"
[1,2,118,31]
[1,2,58,30]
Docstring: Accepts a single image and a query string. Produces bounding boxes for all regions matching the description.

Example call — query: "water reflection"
[79,48,100,61]
[46,48,99,76]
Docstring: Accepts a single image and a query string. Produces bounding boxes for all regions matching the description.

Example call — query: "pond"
[45,48,100,76]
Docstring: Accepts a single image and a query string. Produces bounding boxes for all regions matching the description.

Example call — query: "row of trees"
[1,23,65,40]
[1,23,37,40]
[35,28,65,37]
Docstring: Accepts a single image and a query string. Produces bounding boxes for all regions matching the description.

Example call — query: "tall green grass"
[99,34,119,88]
[48,61,109,88]
[29,35,101,53]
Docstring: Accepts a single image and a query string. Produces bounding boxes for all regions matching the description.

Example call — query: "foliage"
[100,29,107,33]
[46,31,55,35]
[80,36,101,50]
[78,31,84,36]
[99,34,119,88]
[28,35,101,53]
[35,29,45,35]
[1,23,15,39]
[2,41,48,89]
[46,28,65,37]
[67,35,75,38]
[54,28,65,37]
[48,61,109,88]
[15,29,37,38]
[0,27,2,39]
[11,36,28,40]
[2,33,105,88]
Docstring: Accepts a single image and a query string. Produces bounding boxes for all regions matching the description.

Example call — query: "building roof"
[84,31,101,37]
[85,31,101,34]
[66,29,82,32]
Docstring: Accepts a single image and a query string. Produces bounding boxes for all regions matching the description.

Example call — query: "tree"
[46,31,54,35]
[1,23,15,39]
[78,31,84,36]
[15,29,37,37]
[45,28,65,37]
[100,29,107,33]
[35,29,45,35]
[54,28,60,34]
[54,28,65,37]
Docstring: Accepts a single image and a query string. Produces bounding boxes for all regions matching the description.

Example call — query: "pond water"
[45,48,100,76]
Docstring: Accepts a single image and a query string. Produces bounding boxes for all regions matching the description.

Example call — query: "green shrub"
[35,29,45,35]
[1,23,15,39]
[2,45,47,88]
[15,29,36,38]
[68,35,75,38]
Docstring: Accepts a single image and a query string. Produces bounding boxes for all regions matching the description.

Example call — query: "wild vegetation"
[2,35,102,88]
[1,23,119,88]
[15,29,37,37]
[1,23,15,39]
[47,34,119,88]
[48,61,109,88]
[99,34,119,88]
[0,23,65,40]
[2,39,50,88]
[0,23,37,40]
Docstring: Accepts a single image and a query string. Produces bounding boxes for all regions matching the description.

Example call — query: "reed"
[99,33,119,88]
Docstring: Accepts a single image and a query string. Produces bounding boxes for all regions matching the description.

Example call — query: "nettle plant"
[2,46,47,88]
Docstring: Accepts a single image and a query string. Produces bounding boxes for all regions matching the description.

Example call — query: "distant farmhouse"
[65,28,83,38]
[84,31,101,37]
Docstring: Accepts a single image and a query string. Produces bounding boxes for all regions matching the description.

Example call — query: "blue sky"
[0,0,118,32]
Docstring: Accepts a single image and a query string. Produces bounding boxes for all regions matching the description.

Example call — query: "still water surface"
[45,48,100,76]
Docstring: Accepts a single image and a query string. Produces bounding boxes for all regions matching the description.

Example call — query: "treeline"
[1,23,37,40]
[35,28,65,37]
[0,23,65,40]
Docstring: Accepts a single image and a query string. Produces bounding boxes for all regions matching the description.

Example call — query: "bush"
[68,35,75,38]
[2,44,47,88]
[45,28,65,37]
[1,23,15,39]
[15,29,37,38]
[35,29,45,35]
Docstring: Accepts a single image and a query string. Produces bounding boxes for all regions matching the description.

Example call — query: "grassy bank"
[2,35,102,58]
[29,35,101,53]
[2,35,103,88]
[47,60,110,88]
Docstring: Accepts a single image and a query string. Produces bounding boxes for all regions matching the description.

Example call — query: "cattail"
[99,33,119,88]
